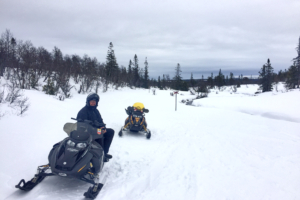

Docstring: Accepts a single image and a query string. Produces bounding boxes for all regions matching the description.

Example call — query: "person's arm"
[95,110,104,124]
[95,110,106,133]
[76,107,88,121]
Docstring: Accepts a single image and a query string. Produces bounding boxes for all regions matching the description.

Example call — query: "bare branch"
[14,97,30,116]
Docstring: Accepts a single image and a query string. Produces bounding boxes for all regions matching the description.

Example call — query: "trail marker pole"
[174,91,178,111]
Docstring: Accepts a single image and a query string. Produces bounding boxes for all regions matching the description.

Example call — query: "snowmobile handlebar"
[71,118,106,128]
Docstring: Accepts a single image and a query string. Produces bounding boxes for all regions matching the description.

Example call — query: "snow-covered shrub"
[5,82,22,104]
[196,93,208,99]
[186,99,193,105]
[190,90,195,95]
[0,86,4,119]
[56,90,66,101]
[58,95,65,101]
[43,78,56,95]
[0,90,4,103]
[59,82,73,98]
[232,85,237,93]
[14,97,30,116]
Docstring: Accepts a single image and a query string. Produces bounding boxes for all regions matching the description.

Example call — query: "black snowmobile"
[15,118,107,199]
[118,105,151,139]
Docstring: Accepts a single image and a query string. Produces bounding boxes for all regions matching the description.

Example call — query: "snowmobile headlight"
[67,140,75,147]
[76,143,87,148]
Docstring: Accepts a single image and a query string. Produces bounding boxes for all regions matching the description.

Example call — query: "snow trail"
[1,85,300,200]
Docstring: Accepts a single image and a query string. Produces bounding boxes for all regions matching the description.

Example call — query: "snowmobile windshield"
[67,140,87,149]
[66,129,91,150]
[63,121,105,141]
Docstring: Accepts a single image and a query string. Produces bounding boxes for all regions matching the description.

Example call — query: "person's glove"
[101,127,107,134]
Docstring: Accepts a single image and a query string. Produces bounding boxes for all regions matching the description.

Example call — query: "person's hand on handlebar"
[100,127,107,134]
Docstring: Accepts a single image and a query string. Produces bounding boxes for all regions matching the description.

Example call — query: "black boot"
[106,154,112,159]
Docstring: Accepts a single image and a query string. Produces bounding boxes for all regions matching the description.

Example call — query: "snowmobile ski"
[84,183,104,199]
[15,175,45,191]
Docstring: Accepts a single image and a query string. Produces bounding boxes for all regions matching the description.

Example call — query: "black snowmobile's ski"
[15,165,53,191]
[15,175,45,191]
[84,183,104,199]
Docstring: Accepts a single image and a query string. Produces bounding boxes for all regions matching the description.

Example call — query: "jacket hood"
[86,93,100,108]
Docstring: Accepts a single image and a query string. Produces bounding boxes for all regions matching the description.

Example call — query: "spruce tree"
[162,74,166,89]
[181,81,189,91]
[105,42,118,86]
[229,73,235,85]
[143,57,149,88]
[172,63,183,90]
[190,73,196,88]
[292,37,300,88]
[133,54,139,87]
[285,62,299,89]
[127,60,133,87]
[259,58,274,92]
[237,75,241,88]
[207,73,214,88]
[225,75,229,85]
[157,76,161,89]
[215,69,225,89]
[207,77,213,89]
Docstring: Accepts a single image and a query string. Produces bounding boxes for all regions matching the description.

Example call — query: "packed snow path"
[0,85,299,200]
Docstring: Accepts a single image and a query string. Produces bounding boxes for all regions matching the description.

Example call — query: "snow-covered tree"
[292,36,300,88]
[285,62,299,89]
[143,57,149,89]
[172,63,182,90]
[258,58,274,92]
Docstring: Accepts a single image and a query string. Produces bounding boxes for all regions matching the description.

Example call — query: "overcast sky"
[1,0,299,79]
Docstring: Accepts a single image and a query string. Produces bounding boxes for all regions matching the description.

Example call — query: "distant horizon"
[149,69,262,80]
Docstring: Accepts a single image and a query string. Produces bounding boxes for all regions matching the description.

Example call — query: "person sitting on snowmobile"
[76,93,114,162]
[124,102,149,129]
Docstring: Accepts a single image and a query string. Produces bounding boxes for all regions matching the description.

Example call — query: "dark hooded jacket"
[76,106,104,126]
[76,93,104,127]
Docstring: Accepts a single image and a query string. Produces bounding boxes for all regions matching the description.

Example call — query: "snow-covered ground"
[0,82,299,200]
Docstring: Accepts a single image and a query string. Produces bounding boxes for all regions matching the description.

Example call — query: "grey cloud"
[1,0,299,78]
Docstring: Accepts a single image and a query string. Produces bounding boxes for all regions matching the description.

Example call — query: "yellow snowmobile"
[118,102,151,139]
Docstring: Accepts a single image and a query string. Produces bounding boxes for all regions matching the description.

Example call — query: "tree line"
[1,29,299,98]
[0,30,153,98]
[157,36,300,93]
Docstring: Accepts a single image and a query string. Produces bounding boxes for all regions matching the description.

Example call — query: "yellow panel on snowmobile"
[133,102,145,110]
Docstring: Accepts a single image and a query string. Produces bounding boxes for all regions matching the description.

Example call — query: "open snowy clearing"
[0,83,299,200]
